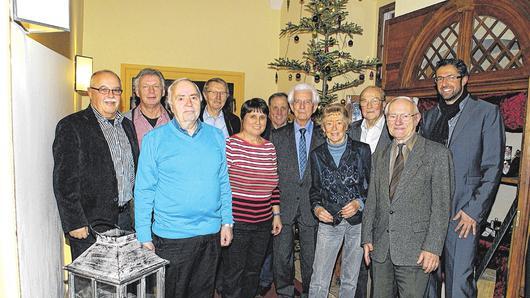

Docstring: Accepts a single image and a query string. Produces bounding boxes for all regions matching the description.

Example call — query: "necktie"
[299,128,307,179]
[389,143,405,200]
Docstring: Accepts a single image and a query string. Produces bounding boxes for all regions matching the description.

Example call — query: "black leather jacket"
[309,137,371,226]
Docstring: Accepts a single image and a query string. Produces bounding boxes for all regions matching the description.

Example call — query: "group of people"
[53,57,505,298]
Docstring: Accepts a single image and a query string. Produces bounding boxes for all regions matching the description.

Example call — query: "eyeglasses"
[360,98,384,106]
[387,113,418,122]
[89,86,123,95]
[206,90,228,97]
[434,75,463,83]
[293,99,313,106]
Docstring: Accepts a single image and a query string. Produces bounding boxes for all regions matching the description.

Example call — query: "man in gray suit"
[422,58,505,298]
[270,83,325,298]
[348,86,391,298]
[362,96,453,298]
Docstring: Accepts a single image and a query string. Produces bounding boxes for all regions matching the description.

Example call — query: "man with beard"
[421,58,505,298]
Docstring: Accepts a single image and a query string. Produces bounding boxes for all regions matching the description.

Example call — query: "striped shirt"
[92,107,135,206]
[226,135,280,223]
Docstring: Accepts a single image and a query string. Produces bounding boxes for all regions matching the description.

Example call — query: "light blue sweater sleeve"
[217,132,233,225]
[134,132,158,243]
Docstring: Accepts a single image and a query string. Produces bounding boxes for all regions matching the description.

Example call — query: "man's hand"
[142,242,155,250]
[417,250,439,273]
[341,200,360,219]
[453,210,477,239]
[69,226,89,239]
[363,243,373,265]
[220,225,233,247]
[272,216,283,236]
[315,207,333,223]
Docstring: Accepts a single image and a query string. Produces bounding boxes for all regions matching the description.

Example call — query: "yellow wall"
[395,0,445,16]
[277,0,382,101]
[82,0,280,111]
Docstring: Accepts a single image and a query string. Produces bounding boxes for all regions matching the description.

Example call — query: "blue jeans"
[309,221,363,298]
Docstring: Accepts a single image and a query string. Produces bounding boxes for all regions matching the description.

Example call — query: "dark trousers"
[355,260,370,298]
[372,251,429,298]
[154,232,220,298]
[259,240,274,287]
[68,203,132,260]
[273,222,317,298]
[221,221,271,298]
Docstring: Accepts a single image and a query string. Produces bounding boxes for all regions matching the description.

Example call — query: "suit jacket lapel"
[393,136,425,201]
[349,121,362,141]
[375,122,391,153]
[449,95,476,147]
[380,143,391,203]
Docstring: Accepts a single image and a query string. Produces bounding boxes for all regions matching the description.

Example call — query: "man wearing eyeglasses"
[53,70,139,260]
[270,83,325,298]
[348,86,392,298]
[124,68,172,147]
[361,96,453,298]
[422,59,505,298]
[200,77,241,138]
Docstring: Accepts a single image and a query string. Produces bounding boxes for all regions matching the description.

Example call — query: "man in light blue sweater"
[135,78,233,298]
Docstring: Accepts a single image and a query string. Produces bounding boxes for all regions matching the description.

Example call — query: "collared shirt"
[389,132,418,180]
[442,95,469,145]
[360,115,385,154]
[203,108,229,138]
[92,106,135,207]
[294,119,314,161]
[132,105,171,147]
[172,118,202,137]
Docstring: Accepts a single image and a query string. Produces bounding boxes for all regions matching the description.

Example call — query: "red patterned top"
[226,135,280,223]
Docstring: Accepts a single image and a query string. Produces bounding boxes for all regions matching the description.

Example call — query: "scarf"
[430,88,468,145]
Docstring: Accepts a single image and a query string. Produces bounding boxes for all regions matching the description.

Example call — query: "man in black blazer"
[270,83,325,298]
[348,86,391,298]
[199,77,240,137]
[53,70,139,260]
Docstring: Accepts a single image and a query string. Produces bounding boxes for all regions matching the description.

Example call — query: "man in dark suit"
[362,96,453,298]
[199,77,240,137]
[53,70,139,260]
[270,83,325,298]
[348,86,391,298]
[422,58,505,298]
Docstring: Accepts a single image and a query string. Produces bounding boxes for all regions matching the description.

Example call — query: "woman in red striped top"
[220,98,282,298]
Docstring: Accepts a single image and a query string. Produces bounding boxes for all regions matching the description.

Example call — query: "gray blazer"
[420,96,505,223]
[361,134,454,266]
[348,118,392,154]
[270,122,325,226]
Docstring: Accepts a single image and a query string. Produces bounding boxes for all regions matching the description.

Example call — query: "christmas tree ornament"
[288,74,293,81]
[275,72,278,83]
[359,73,365,81]
[294,35,300,43]
[325,66,331,73]
[369,71,374,80]
[348,40,354,47]
[312,15,319,22]
[327,76,332,81]
[295,73,301,80]
[314,74,320,83]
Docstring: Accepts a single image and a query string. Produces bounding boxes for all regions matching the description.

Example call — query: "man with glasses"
[361,96,453,298]
[422,58,505,298]
[270,83,325,298]
[135,78,233,298]
[200,77,240,137]
[124,68,172,147]
[348,86,392,298]
[53,70,139,260]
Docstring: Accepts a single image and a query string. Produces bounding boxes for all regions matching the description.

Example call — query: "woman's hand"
[315,206,333,223]
[341,200,360,218]
[272,216,283,236]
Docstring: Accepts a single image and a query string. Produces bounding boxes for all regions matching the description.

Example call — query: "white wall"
[10,24,72,297]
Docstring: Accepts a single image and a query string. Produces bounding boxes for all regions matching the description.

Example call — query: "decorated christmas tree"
[269,0,380,106]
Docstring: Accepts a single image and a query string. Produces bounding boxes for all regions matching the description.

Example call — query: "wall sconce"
[75,55,93,93]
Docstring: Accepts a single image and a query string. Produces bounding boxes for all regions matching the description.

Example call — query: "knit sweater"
[135,119,233,243]
[226,136,280,223]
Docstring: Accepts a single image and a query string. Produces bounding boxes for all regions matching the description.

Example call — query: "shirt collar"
[203,108,224,120]
[91,105,123,125]
[361,115,385,130]
[393,132,417,152]
[294,119,313,133]
[172,118,202,137]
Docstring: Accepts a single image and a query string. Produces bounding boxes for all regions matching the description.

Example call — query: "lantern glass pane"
[73,275,92,298]
[145,272,158,297]
[96,282,117,297]
[126,279,140,297]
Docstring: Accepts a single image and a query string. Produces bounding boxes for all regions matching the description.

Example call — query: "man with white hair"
[134,78,233,298]
[270,83,325,298]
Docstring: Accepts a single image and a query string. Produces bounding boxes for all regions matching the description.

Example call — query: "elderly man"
[134,78,233,298]
[270,83,325,298]
[53,70,139,260]
[361,97,453,298]
[422,58,505,298]
[200,77,240,137]
[348,86,392,298]
[124,68,171,147]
